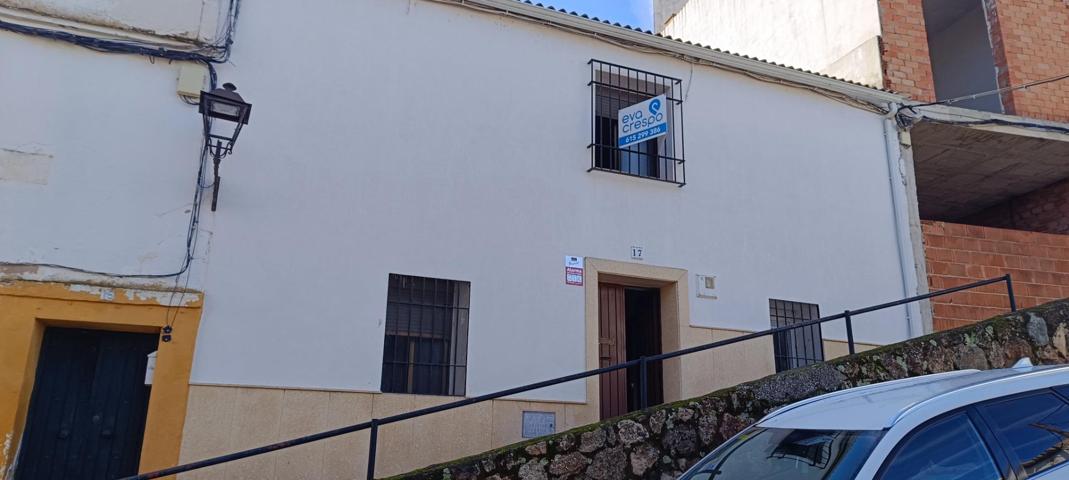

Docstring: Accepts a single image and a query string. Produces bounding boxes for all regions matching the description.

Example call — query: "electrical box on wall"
[522,411,555,438]
[176,62,208,100]
[696,274,717,299]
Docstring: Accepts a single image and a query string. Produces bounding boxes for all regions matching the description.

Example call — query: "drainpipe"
[883,103,923,339]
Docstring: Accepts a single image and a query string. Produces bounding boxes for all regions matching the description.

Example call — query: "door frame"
[583,258,688,416]
[0,280,202,475]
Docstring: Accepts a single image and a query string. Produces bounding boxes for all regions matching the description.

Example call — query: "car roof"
[758,364,1069,431]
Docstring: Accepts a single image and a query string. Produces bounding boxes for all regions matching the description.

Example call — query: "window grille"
[381,274,470,396]
[769,299,824,372]
[588,59,685,186]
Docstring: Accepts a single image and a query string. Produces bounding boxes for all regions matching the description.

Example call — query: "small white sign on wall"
[565,256,584,286]
[522,411,556,438]
[631,246,644,260]
[145,351,157,385]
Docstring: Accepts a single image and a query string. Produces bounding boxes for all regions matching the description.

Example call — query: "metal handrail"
[122,275,1017,480]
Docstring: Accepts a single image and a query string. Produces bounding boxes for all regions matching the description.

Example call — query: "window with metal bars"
[769,299,825,372]
[588,59,685,186]
[381,274,470,396]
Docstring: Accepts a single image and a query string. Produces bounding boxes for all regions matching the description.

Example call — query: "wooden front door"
[598,284,628,420]
[16,328,157,480]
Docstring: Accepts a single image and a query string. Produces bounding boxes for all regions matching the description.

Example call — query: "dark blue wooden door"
[15,328,157,480]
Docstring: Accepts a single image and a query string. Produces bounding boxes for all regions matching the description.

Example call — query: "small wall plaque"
[522,411,556,438]
[697,274,718,299]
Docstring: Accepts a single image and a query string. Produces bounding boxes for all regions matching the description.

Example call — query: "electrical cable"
[0,1,240,280]
[907,71,1069,110]
[897,111,1069,135]
[897,69,1069,132]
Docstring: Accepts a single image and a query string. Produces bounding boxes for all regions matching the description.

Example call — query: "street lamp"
[199,82,251,211]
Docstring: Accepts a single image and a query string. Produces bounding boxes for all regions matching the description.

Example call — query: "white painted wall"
[1,0,912,404]
[661,0,884,87]
[0,31,208,285]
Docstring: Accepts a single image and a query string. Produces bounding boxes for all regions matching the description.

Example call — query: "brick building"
[922,221,1069,330]
[656,0,1069,121]
[878,0,1069,121]
[657,0,1069,330]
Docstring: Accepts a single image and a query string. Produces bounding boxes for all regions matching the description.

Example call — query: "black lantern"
[198,82,251,210]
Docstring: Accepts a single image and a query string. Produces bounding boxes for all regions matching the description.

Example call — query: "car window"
[678,427,882,480]
[980,392,1069,477]
[879,413,1001,480]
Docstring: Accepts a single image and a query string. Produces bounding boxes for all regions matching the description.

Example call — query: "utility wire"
[897,110,1069,135]
[908,71,1069,109]
[897,71,1069,135]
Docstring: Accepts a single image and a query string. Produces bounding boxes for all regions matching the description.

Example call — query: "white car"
[679,359,1069,480]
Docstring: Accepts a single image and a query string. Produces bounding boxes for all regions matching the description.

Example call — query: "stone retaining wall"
[389,298,1069,480]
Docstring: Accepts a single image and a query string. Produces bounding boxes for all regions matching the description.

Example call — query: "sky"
[539,0,653,30]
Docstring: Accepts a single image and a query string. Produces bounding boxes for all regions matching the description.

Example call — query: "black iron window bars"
[770,299,825,372]
[381,274,470,396]
[589,59,686,186]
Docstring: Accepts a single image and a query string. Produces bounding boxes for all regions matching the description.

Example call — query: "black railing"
[121,275,1018,480]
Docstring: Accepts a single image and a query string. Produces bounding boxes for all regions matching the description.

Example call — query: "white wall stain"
[66,284,199,306]
[137,251,160,266]
[0,0,226,44]
[0,147,52,185]
[1,431,11,480]
[68,284,115,301]
[123,288,200,306]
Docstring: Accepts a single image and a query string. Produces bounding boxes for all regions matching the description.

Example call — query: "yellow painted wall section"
[0,280,202,478]
[177,386,598,479]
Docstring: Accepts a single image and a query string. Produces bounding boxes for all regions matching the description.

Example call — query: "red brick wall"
[877,0,937,102]
[878,0,1069,121]
[985,0,1069,122]
[923,221,1069,330]
[964,178,1069,235]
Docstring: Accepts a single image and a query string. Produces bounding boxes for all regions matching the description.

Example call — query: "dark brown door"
[599,284,628,420]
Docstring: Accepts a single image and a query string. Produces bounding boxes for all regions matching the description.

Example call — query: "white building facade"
[0,0,923,477]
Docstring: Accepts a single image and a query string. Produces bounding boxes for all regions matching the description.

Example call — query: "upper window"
[980,392,1069,477]
[879,413,1001,480]
[769,299,824,372]
[588,59,685,186]
[380,274,470,396]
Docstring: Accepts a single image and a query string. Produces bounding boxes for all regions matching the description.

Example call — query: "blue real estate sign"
[617,94,668,148]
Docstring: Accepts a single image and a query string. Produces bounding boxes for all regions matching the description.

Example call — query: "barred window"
[589,59,685,186]
[381,274,469,396]
[769,299,824,372]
